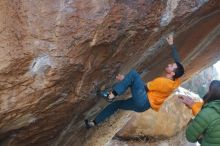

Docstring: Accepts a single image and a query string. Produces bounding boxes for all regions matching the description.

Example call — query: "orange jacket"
[147,77,181,111]
[191,101,203,116]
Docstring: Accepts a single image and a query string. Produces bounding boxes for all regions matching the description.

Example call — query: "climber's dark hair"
[173,61,184,79]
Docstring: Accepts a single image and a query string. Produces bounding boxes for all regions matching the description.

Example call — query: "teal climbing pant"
[95,69,150,124]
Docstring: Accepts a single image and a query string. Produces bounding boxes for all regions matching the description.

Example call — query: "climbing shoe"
[100,90,115,102]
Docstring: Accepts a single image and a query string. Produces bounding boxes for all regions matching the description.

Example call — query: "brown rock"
[0,0,220,146]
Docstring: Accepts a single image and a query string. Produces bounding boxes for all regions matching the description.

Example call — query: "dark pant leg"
[130,71,150,109]
[113,69,140,95]
[95,97,151,124]
[95,98,137,124]
[94,70,150,125]
[114,69,150,109]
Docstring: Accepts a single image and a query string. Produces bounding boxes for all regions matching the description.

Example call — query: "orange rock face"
[0,0,220,146]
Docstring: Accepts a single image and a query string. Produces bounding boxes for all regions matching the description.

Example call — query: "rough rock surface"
[108,93,196,146]
[108,129,197,146]
[115,94,192,139]
[0,0,220,146]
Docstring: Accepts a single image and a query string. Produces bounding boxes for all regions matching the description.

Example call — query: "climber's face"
[165,63,177,76]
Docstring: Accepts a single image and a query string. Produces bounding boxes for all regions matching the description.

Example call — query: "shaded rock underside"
[0,0,220,146]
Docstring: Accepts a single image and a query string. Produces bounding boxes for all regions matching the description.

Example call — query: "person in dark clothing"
[185,80,220,146]
[85,34,185,128]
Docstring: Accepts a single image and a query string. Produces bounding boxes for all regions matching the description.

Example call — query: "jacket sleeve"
[170,44,181,63]
[186,108,210,143]
[191,102,203,116]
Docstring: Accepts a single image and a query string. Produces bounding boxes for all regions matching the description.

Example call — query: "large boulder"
[0,0,220,145]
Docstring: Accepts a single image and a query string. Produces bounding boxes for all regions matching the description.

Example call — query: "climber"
[183,80,220,145]
[85,34,185,129]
